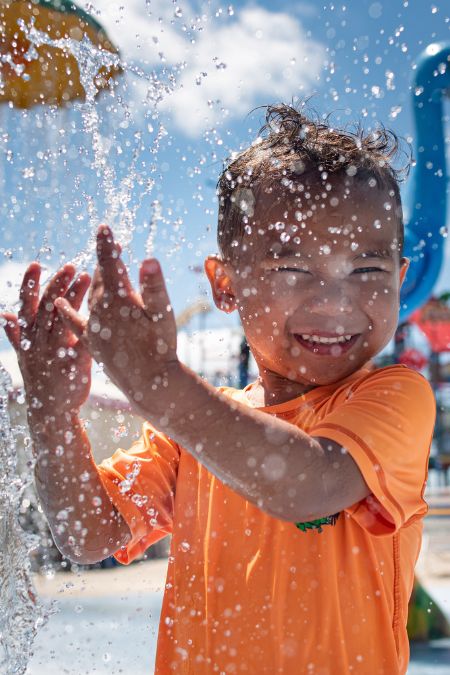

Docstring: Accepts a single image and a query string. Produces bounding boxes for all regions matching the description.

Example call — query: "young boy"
[3,104,435,674]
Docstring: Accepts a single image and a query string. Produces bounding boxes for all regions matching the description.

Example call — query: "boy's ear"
[399,257,410,287]
[204,255,237,314]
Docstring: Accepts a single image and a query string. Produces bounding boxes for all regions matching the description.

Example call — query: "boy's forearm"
[29,410,130,563]
[135,364,341,522]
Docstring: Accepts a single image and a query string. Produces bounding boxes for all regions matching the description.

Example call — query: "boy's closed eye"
[271,266,389,274]
[352,266,390,274]
[272,266,311,274]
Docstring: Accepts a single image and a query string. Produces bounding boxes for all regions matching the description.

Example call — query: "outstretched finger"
[54,298,87,340]
[88,264,104,312]
[65,272,91,312]
[36,264,76,332]
[96,225,132,296]
[139,259,174,321]
[18,262,41,331]
[1,312,20,351]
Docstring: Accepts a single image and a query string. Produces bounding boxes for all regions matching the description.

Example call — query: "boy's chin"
[289,360,369,387]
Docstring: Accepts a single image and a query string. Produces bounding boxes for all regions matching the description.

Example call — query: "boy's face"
[206,176,409,388]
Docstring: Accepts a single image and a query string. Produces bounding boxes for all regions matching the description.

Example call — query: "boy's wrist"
[27,407,82,444]
[134,359,199,429]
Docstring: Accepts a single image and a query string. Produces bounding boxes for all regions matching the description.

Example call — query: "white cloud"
[90,1,326,137]
[161,7,325,136]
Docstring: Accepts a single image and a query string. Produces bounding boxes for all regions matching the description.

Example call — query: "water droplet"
[16,388,26,405]
[368,3,383,19]
[20,338,31,351]
[22,167,35,179]
[371,85,383,98]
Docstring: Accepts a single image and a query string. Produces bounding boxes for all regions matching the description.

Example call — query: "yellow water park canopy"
[0,0,121,107]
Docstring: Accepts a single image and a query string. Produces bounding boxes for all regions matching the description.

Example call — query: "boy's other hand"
[1,263,92,418]
[55,225,178,409]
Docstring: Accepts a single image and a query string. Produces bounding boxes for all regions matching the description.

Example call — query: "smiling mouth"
[293,333,361,355]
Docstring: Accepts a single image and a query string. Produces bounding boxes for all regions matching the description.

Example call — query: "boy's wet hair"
[217,103,410,260]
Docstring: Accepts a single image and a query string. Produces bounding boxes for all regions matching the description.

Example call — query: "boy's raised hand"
[1,263,92,417]
[55,226,178,408]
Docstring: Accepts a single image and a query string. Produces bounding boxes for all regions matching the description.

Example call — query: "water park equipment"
[396,44,450,643]
[176,299,213,329]
[400,43,450,322]
[0,0,120,107]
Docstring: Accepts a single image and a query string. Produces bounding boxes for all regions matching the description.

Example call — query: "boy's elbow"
[254,491,316,524]
[52,526,131,566]
[263,501,325,524]
[54,539,112,565]
[256,479,333,523]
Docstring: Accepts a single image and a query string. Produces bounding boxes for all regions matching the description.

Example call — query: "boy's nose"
[306,284,353,316]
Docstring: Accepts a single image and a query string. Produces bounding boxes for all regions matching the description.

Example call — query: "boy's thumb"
[140,259,171,319]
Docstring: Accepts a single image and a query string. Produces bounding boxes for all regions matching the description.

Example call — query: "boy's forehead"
[255,176,391,220]
[244,177,399,257]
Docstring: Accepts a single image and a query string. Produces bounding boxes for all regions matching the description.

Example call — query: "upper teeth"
[301,334,353,344]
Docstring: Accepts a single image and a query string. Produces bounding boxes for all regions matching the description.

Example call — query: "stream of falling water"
[20,18,174,267]
[0,12,179,673]
[0,365,48,674]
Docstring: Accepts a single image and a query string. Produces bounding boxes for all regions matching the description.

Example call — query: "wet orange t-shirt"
[97,364,435,674]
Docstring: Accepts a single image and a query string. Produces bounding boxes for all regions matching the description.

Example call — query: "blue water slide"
[400,43,450,322]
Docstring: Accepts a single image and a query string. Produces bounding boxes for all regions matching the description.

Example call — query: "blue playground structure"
[400,42,450,322]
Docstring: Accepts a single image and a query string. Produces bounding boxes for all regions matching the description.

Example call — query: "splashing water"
[0,14,180,673]
[0,363,49,674]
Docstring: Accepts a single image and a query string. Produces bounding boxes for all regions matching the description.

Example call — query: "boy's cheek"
[234,281,277,308]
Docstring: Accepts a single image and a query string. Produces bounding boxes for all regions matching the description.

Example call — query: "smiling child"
[3,104,435,674]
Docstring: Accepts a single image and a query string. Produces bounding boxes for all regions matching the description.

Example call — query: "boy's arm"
[144,364,371,523]
[30,409,130,563]
[159,365,435,531]
[2,263,130,564]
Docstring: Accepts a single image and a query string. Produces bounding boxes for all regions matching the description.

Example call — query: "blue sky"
[1,0,450,339]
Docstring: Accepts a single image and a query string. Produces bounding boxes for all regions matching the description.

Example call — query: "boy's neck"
[245,361,375,407]
[245,369,317,407]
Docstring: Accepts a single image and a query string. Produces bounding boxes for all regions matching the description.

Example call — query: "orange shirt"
[97,364,435,674]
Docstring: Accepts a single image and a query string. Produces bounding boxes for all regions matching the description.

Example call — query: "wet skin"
[206,175,409,406]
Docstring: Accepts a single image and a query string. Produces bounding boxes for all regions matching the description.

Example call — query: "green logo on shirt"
[295,513,340,533]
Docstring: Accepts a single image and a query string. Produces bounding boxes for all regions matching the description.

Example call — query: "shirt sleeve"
[96,422,181,564]
[309,365,436,536]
